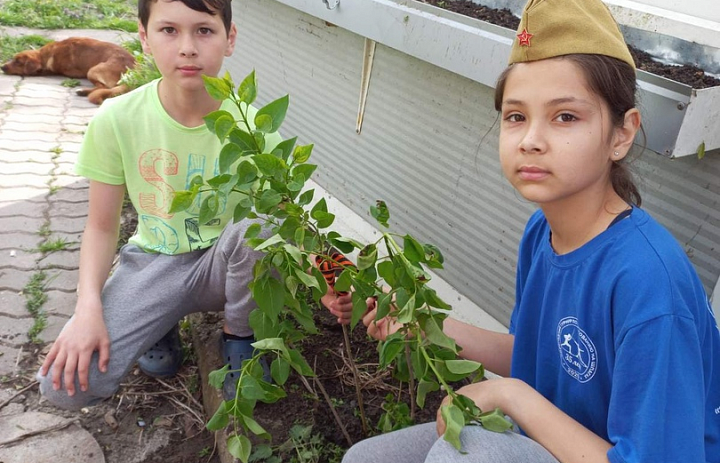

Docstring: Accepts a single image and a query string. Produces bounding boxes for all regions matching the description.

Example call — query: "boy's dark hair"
[494,54,642,207]
[139,0,233,35]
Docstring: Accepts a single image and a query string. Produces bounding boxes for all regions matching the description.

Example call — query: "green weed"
[61,78,81,88]
[38,237,70,253]
[23,272,48,343]
[0,0,138,31]
[0,35,52,63]
[118,51,161,90]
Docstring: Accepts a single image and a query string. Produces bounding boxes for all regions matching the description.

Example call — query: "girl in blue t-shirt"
[342,0,720,462]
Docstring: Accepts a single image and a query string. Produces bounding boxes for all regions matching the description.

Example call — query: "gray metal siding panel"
[229,0,720,326]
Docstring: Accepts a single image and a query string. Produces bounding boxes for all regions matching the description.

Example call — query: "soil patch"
[420,0,720,88]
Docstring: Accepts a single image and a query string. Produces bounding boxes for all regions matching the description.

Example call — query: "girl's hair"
[139,0,233,35]
[494,54,642,207]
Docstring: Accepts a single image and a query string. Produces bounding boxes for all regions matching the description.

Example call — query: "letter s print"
[138,149,179,218]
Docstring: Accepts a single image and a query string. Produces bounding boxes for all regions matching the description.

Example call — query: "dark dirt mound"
[421,0,720,88]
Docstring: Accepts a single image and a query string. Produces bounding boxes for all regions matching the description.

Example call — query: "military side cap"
[508,0,635,69]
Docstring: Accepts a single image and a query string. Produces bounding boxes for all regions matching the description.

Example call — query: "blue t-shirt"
[509,208,720,463]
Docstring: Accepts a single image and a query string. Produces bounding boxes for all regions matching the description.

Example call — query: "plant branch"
[342,324,369,436]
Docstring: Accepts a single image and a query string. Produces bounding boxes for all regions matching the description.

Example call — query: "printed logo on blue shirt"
[557,317,597,383]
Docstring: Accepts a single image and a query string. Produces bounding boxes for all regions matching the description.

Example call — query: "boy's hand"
[320,291,353,325]
[362,299,403,341]
[40,308,110,396]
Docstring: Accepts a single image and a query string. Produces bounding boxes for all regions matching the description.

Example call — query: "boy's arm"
[40,180,126,396]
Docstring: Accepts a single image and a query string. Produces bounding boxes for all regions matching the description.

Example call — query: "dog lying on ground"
[1,37,136,105]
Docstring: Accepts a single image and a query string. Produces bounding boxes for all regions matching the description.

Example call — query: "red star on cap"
[517,28,533,47]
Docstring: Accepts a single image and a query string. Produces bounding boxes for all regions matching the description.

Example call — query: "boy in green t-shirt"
[38,0,352,409]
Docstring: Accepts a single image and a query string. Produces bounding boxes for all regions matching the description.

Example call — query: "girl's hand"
[40,307,110,396]
[435,378,516,436]
[362,298,403,341]
[321,290,353,325]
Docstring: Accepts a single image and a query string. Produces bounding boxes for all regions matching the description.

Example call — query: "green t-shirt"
[76,79,281,255]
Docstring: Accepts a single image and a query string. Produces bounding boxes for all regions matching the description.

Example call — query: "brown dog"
[1,37,136,105]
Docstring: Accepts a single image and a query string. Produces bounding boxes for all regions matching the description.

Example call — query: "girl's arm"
[40,180,126,396]
[364,305,514,377]
[438,378,612,463]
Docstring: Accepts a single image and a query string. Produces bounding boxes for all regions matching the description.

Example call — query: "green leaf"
[245,223,262,239]
[277,216,301,241]
[351,291,368,328]
[329,235,361,254]
[423,287,451,310]
[255,114,273,133]
[417,379,439,408]
[206,401,229,431]
[310,197,328,216]
[440,404,465,450]
[240,375,267,400]
[242,414,269,438]
[204,109,234,134]
[292,144,313,164]
[379,337,404,368]
[419,313,457,352]
[218,143,243,173]
[423,243,445,269]
[697,141,706,160]
[313,211,335,229]
[272,136,297,162]
[283,244,303,264]
[270,357,291,385]
[357,244,378,271]
[293,267,321,290]
[253,234,285,251]
[203,75,232,101]
[208,364,229,389]
[233,203,252,223]
[214,114,235,142]
[237,70,257,105]
[236,160,258,184]
[256,189,283,213]
[376,291,394,319]
[248,309,278,340]
[479,408,514,433]
[199,193,220,224]
[253,131,265,153]
[254,153,287,178]
[445,359,483,375]
[252,337,288,355]
[334,268,353,293]
[227,434,252,462]
[169,190,196,214]
[254,95,289,134]
[291,164,317,182]
[403,235,426,263]
[252,276,285,317]
[370,200,390,227]
[229,128,257,153]
[377,260,396,287]
[297,189,314,206]
[286,348,315,376]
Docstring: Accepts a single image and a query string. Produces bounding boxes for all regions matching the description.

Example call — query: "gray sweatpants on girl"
[37,219,262,410]
[341,422,559,463]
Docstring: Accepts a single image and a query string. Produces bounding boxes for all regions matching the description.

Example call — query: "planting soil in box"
[420,0,720,88]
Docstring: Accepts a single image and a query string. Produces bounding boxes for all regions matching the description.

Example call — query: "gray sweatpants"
[38,219,263,410]
[342,422,559,463]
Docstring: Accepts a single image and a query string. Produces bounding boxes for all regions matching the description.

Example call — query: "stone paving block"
[48,199,88,217]
[39,313,70,343]
[58,141,82,153]
[0,186,49,202]
[12,95,66,108]
[43,289,76,317]
[63,114,93,126]
[0,290,26,317]
[0,389,26,417]
[48,215,86,234]
[16,85,68,98]
[0,149,53,164]
[0,315,32,344]
[48,187,88,203]
[2,137,58,152]
[0,77,20,94]
[10,104,65,117]
[38,250,79,269]
[0,215,46,234]
[44,269,78,292]
[0,344,23,376]
[53,174,85,189]
[1,120,59,133]
[4,113,62,125]
[0,94,12,107]
[0,233,43,252]
[0,172,51,189]
[0,268,33,291]
[54,150,80,165]
[57,131,85,144]
[1,129,59,142]
[62,123,88,134]
[0,200,46,218]
[0,247,39,270]
[59,177,89,190]
[49,231,83,245]
[0,160,53,175]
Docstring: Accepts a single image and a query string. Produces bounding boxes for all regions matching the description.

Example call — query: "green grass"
[61,78,81,88]
[0,0,138,32]
[38,237,70,253]
[23,271,49,343]
[0,34,53,63]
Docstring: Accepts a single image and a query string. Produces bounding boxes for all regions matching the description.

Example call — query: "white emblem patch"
[557,317,597,383]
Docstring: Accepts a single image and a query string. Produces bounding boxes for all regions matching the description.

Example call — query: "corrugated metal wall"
[227,0,720,326]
